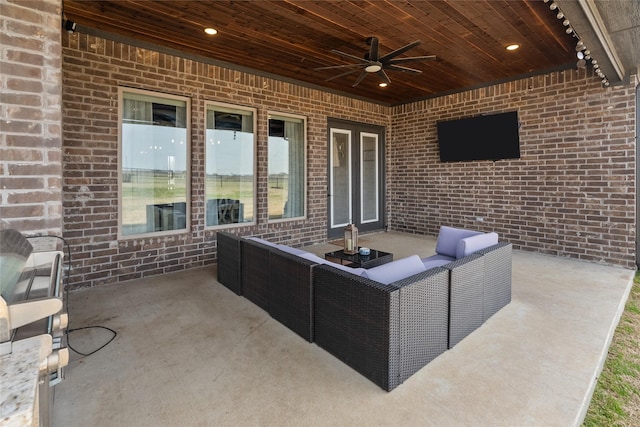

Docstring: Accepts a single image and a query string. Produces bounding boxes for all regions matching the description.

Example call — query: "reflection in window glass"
[120,89,190,237]
[268,114,306,220]
[205,103,255,226]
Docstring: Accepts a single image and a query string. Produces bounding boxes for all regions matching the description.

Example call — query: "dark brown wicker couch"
[445,242,512,348]
[479,242,512,321]
[216,231,242,295]
[216,232,318,342]
[215,232,512,391]
[313,265,450,391]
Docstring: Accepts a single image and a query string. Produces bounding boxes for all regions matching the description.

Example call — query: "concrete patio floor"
[52,231,635,426]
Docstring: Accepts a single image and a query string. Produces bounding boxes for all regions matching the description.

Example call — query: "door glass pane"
[268,114,305,220]
[205,103,255,226]
[330,129,351,227]
[360,133,379,223]
[120,90,189,237]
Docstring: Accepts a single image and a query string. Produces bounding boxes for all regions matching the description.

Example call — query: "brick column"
[0,0,63,235]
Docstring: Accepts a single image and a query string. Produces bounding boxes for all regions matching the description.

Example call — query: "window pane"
[205,103,255,226]
[360,133,379,223]
[268,114,305,220]
[330,129,351,227]
[120,90,189,236]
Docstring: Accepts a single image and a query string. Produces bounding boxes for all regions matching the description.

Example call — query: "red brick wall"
[0,0,63,235]
[61,33,636,287]
[390,71,637,268]
[61,33,390,287]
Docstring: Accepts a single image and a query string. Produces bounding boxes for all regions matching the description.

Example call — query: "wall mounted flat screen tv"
[437,111,520,162]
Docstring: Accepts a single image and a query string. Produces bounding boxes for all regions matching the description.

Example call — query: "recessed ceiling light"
[379,82,388,88]
[506,44,520,51]
[204,28,218,35]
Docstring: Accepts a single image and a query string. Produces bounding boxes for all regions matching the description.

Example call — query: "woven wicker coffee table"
[324,248,393,269]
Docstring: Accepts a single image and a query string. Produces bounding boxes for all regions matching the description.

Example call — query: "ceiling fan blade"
[367,36,379,62]
[352,70,368,87]
[330,49,369,64]
[386,64,423,74]
[315,63,367,71]
[388,55,436,64]
[379,40,422,62]
[377,69,390,83]
[325,68,361,82]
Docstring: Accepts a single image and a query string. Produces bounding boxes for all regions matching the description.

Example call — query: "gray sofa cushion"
[422,257,454,270]
[276,244,308,256]
[456,232,499,258]
[364,255,427,285]
[298,252,368,277]
[422,253,454,264]
[245,236,277,247]
[435,226,482,257]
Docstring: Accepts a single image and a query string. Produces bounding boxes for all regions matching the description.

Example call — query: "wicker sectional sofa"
[215,229,512,391]
[217,232,317,341]
[313,264,450,390]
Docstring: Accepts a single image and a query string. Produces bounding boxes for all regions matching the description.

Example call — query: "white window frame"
[267,111,307,223]
[204,101,257,229]
[117,87,191,239]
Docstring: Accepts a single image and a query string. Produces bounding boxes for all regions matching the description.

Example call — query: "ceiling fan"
[315,36,436,87]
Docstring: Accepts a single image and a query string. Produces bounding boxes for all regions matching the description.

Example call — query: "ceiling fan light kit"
[315,36,436,87]
[365,63,382,73]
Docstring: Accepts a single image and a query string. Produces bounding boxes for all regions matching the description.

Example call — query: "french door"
[327,119,385,239]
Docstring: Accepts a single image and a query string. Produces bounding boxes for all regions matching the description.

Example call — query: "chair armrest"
[216,231,243,295]
[477,242,512,321]
[314,264,399,391]
[394,267,449,386]
[443,253,484,348]
[314,264,450,391]
[269,249,318,342]
[241,238,273,312]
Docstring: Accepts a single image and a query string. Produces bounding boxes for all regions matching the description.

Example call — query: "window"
[205,102,256,227]
[119,88,190,237]
[268,113,306,221]
[360,132,379,224]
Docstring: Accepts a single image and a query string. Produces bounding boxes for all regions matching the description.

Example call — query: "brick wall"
[390,71,637,268]
[0,0,63,235]
[61,33,389,287]
[61,32,636,288]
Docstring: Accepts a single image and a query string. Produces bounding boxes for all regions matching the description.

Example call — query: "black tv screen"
[437,111,520,162]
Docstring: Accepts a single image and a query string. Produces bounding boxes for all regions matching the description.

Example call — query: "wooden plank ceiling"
[63,0,578,105]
